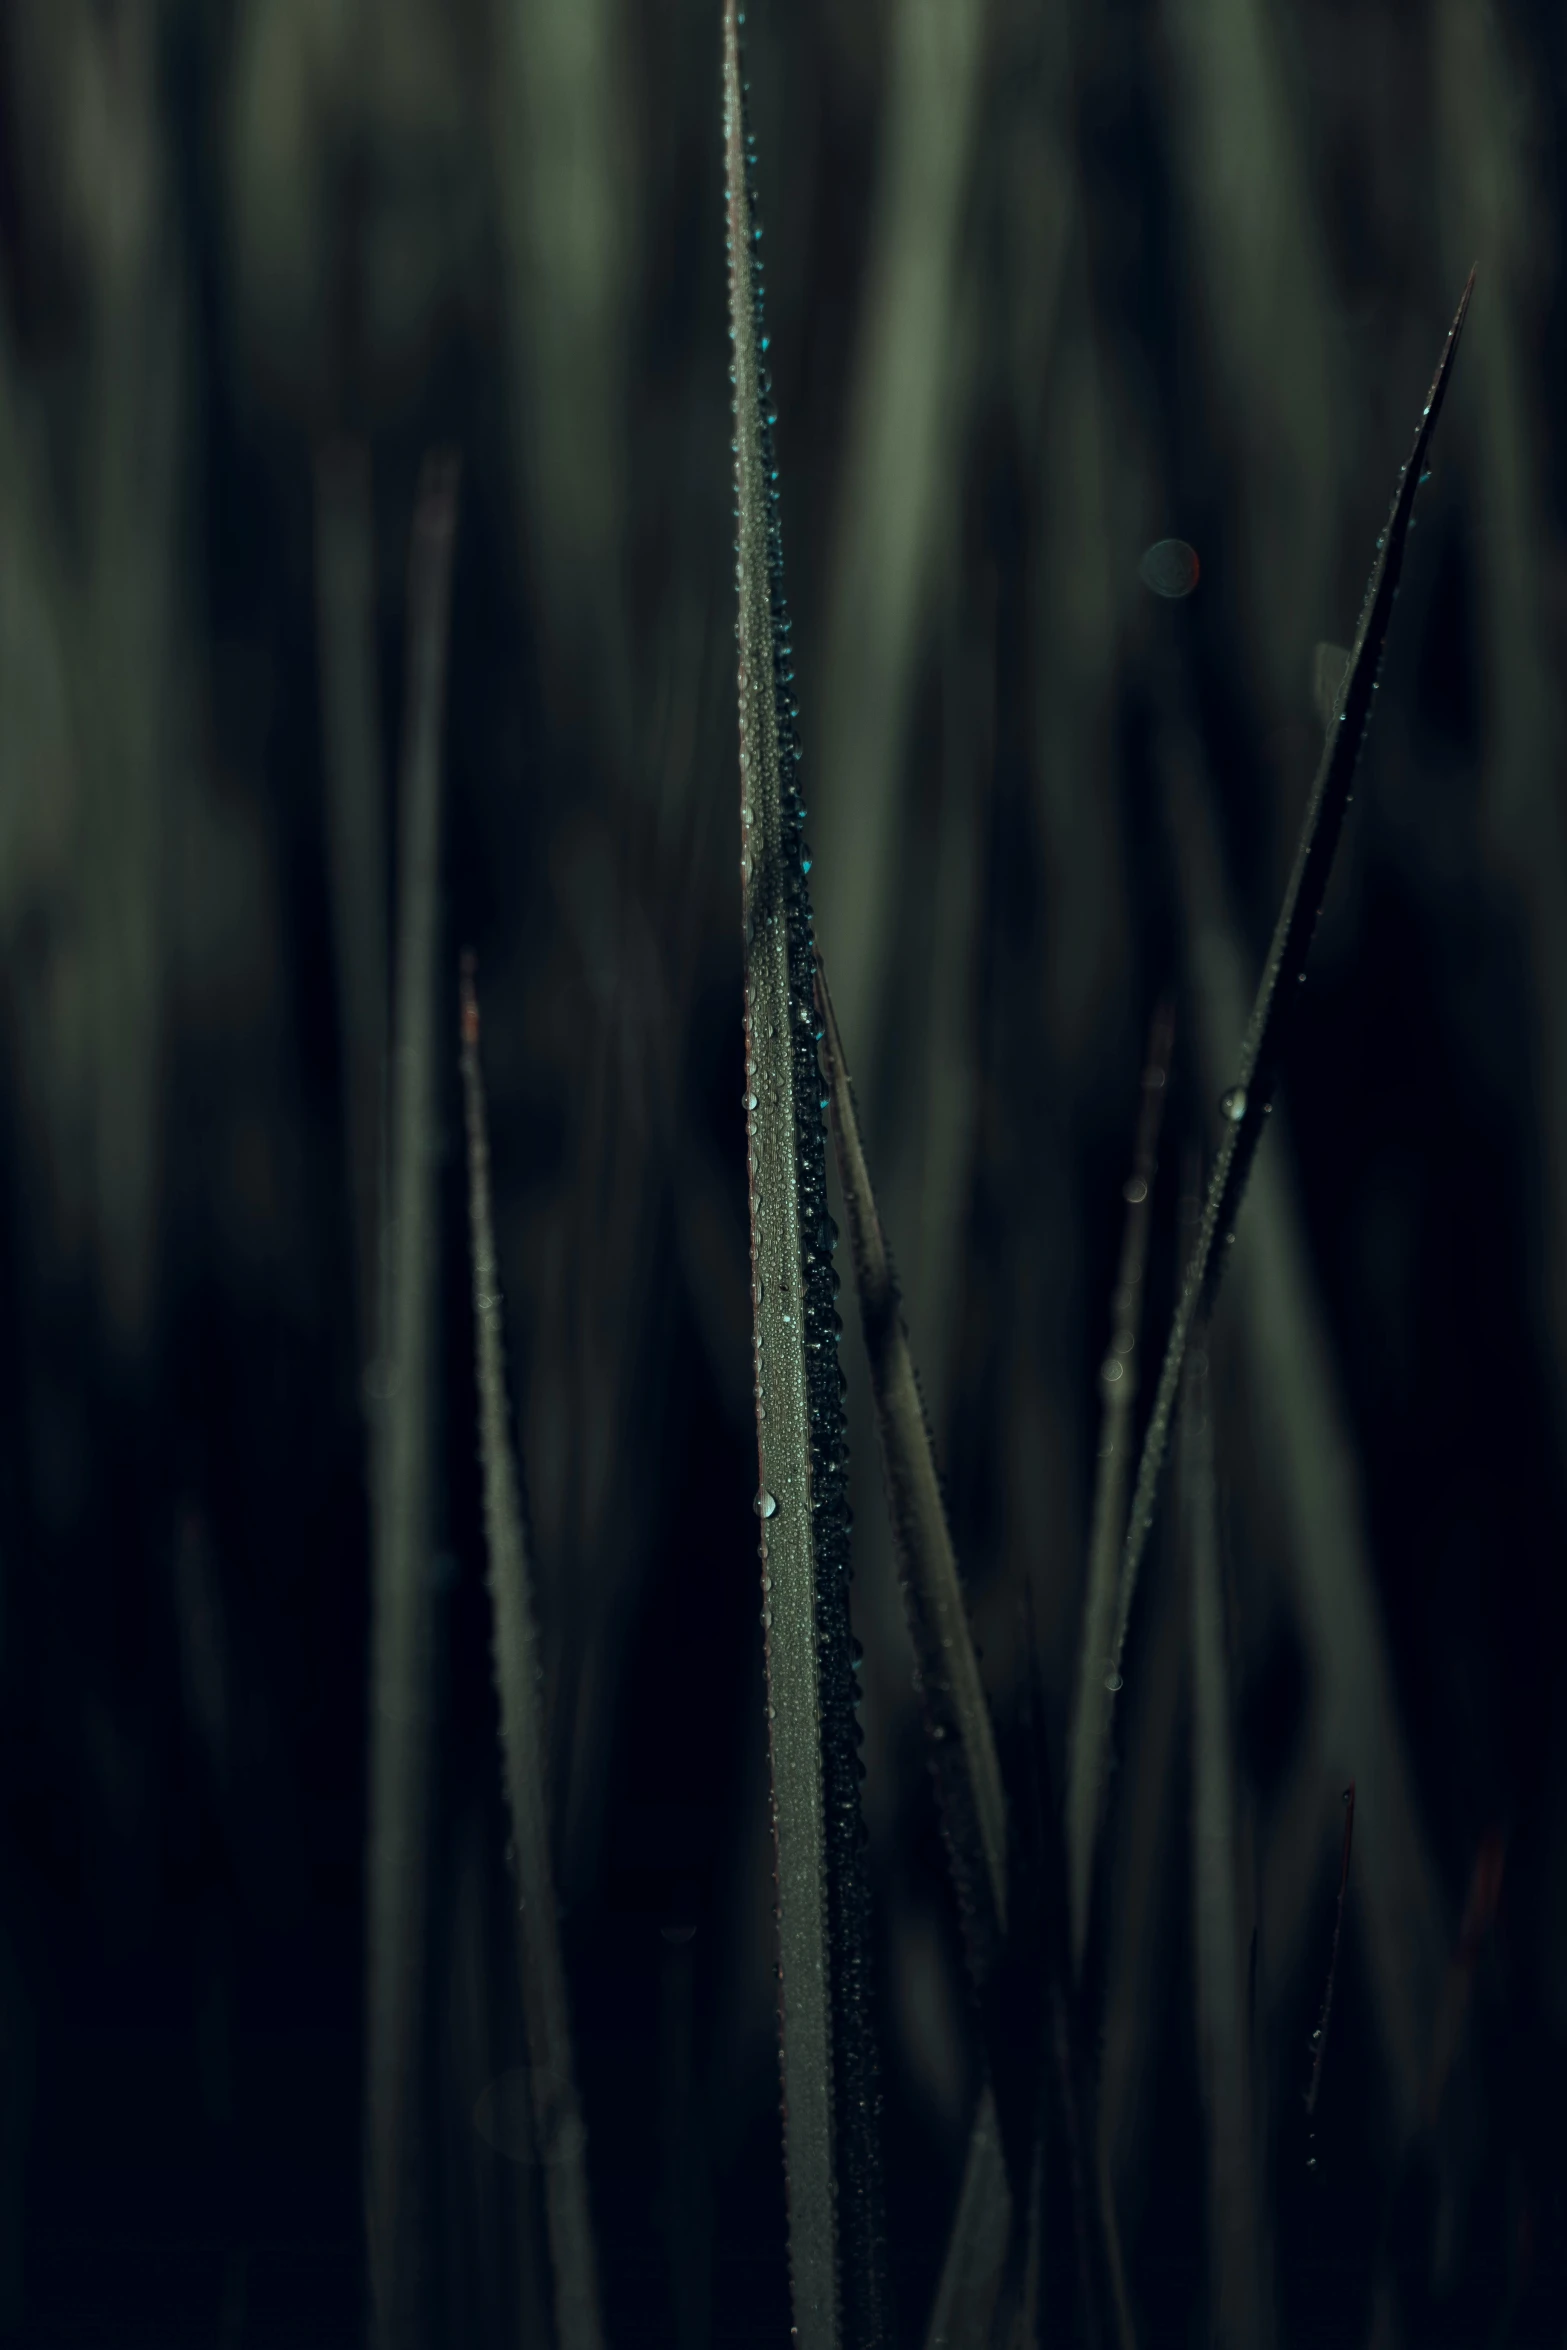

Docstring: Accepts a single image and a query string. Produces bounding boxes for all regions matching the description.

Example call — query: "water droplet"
[1220,1085,1248,1124]
[1311,2028,1322,2044]
[1419,467,1432,485]
[743,1091,757,1112]
[1122,1175,1148,1206]
[1306,2155,1318,2172]
[1138,538,1201,599]
[1101,1356,1124,1385]
[755,1490,777,1519]
[1104,1671,1124,1694]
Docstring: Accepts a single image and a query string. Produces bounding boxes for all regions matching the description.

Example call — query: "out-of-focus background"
[0,0,1563,2343]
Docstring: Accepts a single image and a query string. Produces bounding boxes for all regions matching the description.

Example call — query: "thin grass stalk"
[460,958,604,2350]
[1304,1783,1356,2133]
[1077,280,1474,1949]
[314,440,390,1403]
[1162,721,1445,2134]
[364,450,460,2350]
[1185,1331,1270,2350]
[722,15,887,2349]
[1065,1001,1174,1980]
[817,954,1006,1987]
[817,956,1024,2346]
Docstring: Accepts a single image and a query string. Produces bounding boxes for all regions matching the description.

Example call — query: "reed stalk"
[364,450,460,2350]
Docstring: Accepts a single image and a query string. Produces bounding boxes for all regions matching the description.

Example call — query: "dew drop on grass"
[1104,1672,1124,1694]
[1138,538,1200,599]
[1122,1176,1148,1205]
[755,1490,778,1518]
[1220,1085,1248,1123]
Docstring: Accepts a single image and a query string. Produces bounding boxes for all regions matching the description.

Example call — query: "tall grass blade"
[364,450,460,2350]
[460,957,604,2350]
[722,15,887,2349]
[1065,1002,1174,1979]
[1184,1334,1270,2350]
[314,440,391,1402]
[922,2084,1009,2350]
[1162,723,1446,2134]
[817,953,1006,1989]
[1085,276,1474,1882]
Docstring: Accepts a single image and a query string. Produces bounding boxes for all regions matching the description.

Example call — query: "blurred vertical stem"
[460,958,603,2350]
[314,441,389,1403]
[1434,0,1567,1469]
[1065,1002,1173,1979]
[1184,1328,1271,2350]
[365,451,460,2350]
[723,9,887,2347]
[813,0,984,1083]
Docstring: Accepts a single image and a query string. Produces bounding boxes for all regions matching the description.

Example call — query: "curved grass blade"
[817,951,1006,1990]
[1094,271,1474,1766]
[1065,1001,1174,1980]
[722,14,887,2349]
[460,958,604,2350]
[365,450,460,2350]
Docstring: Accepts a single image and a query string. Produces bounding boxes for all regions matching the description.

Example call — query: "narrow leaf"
[1065,1002,1174,1980]
[460,958,604,2350]
[364,449,461,2350]
[1093,273,1474,1788]
[721,13,887,2349]
[817,951,1006,1989]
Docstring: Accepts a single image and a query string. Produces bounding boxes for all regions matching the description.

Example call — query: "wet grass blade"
[365,450,461,2350]
[1088,273,1474,1836]
[1065,1002,1174,1980]
[460,957,604,2350]
[722,13,887,2349]
[817,952,1006,1990]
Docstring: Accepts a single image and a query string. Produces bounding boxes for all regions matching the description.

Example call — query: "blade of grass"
[817,952,1019,2346]
[1162,718,1446,2134]
[1185,1327,1271,2349]
[1065,1001,1174,1980]
[722,16,888,2349]
[314,441,390,1404]
[817,951,1006,1989]
[460,957,604,2350]
[1083,276,1474,1928]
[819,960,1133,2350]
[364,449,460,2350]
